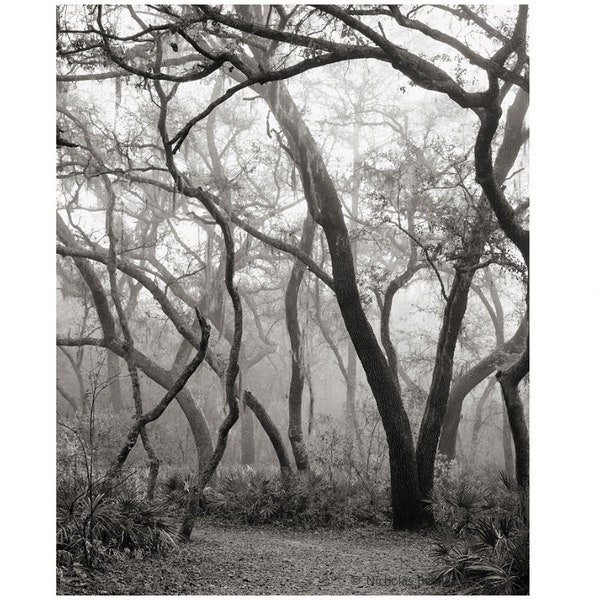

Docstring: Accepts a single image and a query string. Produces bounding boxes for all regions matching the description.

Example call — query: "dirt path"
[59,519,445,595]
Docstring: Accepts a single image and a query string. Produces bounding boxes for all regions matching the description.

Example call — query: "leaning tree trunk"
[263,81,423,528]
[239,368,256,466]
[106,187,160,500]
[416,270,473,501]
[104,312,211,482]
[439,317,527,459]
[244,391,292,476]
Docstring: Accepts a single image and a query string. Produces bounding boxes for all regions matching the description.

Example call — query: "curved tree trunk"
[417,88,529,496]
[438,317,527,459]
[152,76,244,542]
[284,212,316,471]
[57,213,216,474]
[497,337,529,490]
[105,313,211,481]
[263,81,422,528]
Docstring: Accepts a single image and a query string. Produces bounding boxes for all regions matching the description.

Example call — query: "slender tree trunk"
[345,119,360,446]
[106,190,161,500]
[244,391,292,476]
[105,315,211,482]
[59,342,89,413]
[284,212,316,471]
[416,270,474,501]
[57,383,79,415]
[154,76,244,541]
[240,370,256,466]
[58,214,216,475]
[106,350,123,412]
[469,377,496,460]
[439,318,527,458]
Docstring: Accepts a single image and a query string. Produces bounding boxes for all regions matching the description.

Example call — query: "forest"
[55,4,531,595]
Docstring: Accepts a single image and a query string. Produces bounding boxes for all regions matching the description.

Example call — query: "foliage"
[166,466,389,528]
[57,475,178,571]
[159,469,195,508]
[428,464,528,595]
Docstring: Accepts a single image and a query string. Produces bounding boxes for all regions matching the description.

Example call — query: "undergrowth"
[160,466,390,528]
[57,475,178,572]
[427,461,529,595]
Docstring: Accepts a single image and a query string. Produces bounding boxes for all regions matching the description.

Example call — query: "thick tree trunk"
[502,406,515,479]
[497,339,529,489]
[263,82,423,528]
[284,213,316,471]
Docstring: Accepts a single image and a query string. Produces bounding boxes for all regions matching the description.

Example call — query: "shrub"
[159,469,194,508]
[196,466,387,527]
[429,466,529,595]
[57,475,178,570]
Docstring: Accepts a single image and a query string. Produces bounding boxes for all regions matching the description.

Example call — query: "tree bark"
[416,87,529,494]
[240,371,256,466]
[284,212,316,471]
[502,406,515,479]
[416,270,473,500]
[262,81,423,528]
[244,391,292,476]
[57,215,215,474]
[438,317,527,459]
[497,336,529,489]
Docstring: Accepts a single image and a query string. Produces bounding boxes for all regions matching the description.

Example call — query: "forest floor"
[58,518,447,595]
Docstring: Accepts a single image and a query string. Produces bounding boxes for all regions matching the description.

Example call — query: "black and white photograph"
[29,3,588,596]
